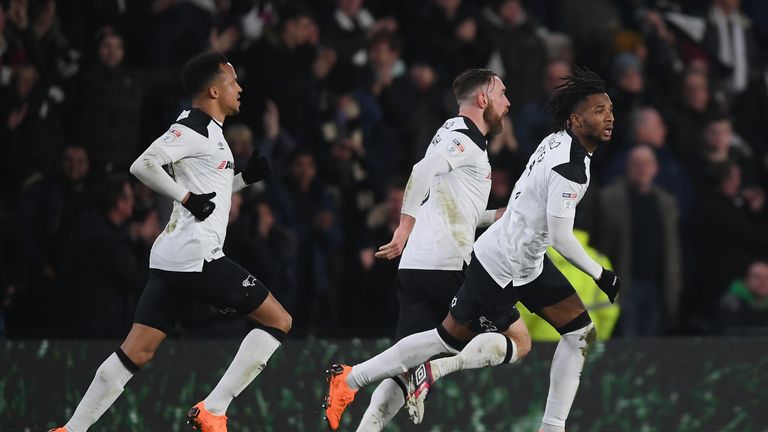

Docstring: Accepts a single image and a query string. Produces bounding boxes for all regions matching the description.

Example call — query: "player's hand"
[375,226,410,260]
[596,268,621,303]
[242,149,273,184]
[183,191,217,221]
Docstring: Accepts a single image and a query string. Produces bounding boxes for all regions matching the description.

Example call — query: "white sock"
[430,333,517,382]
[346,329,455,389]
[540,323,596,431]
[204,328,282,415]
[65,353,135,432]
[356,377,406,432]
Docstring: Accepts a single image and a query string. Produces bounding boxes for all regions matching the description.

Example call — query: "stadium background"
[1,0,767,430]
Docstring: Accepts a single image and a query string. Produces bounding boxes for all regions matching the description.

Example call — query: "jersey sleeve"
[149,124,208,162]
[546,169,587,218]
[432,132,476,170]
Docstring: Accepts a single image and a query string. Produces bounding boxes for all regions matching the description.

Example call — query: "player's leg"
[520,257,594,432]
[357,269,462,432]
[405,255,530,424]
[427,313,531,382]
[57,270,180,432]
[406,312,529,423]
[325,313,466,429]
[193,258,290,424]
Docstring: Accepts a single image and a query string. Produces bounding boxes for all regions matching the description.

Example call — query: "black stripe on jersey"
[456,116,488,151]
[177,108,213,138]
[552,132,590,184]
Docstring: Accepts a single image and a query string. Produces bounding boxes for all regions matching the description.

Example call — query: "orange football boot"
[323,364,358,430]
[187,401,227,432]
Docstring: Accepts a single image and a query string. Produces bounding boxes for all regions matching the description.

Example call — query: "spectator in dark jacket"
[479,0,547,115]
[268,150,343,335]
[68,174,147,336]
[688,161,768,332]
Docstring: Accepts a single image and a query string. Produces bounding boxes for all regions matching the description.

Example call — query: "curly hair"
[543,66,606,132]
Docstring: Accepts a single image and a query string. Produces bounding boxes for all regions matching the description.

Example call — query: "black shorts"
[134,257,270,334]
[396,268,465,340]
[449,252,576,334]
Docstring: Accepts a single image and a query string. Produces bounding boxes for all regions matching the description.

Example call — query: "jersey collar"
[190,108,223,130]
[458,116,488,151]
[566,129,592,158]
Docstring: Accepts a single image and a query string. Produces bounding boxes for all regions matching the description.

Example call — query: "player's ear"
[477,91,487,109]
[208,86,219,99]
[570,113,582,128]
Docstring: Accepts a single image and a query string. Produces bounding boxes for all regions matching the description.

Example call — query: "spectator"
[479,0,547,115]
[666,68,724,160]
[321,0,397,77]
[409,0,490,83]
[13,145,92,295]
[67,174,147,337]
[252,101,298,182]
[345,178,405,336]
[225,122,256,176]
[240,2,329,147]
[268,150,343,335]
[365,30,418,175]
[697,114,762,191]
[703,0,763,100]
[596,146,683,335]
[66,29,141,174]
[515,60,572,157]
[717,260,768,334]
[688,161,768,331]
[0,63,60,203]
[602,107,695,217]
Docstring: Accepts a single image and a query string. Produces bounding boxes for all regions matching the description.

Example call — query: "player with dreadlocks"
[322,66,621,431]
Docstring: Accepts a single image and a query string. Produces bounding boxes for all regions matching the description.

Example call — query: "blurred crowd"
[0,0,767,339]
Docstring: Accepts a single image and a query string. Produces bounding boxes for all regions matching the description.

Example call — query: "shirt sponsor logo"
[217,160,234,170]
[170,129,182,137]
[453,139,465,152]
[562,192,578,198]
[448,139,465,155]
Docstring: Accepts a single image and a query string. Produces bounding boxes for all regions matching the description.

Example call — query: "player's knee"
[128,347,156,367]
[512,332,532,360]
[277,311,292,334]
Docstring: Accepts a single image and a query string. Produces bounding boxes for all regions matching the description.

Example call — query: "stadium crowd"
[0,0,767,339]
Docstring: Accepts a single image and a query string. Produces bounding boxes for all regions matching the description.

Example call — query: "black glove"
[183,191,216,221]
[596,268,621,303]
[242,150,273,184]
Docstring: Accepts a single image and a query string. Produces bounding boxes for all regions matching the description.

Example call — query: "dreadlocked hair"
[544,66,606,132]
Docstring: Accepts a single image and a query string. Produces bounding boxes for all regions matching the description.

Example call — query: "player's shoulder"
[439,116,488,152]
[173,109,216,139]
[547,131,590,184]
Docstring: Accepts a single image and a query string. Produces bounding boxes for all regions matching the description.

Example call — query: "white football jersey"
[148,109,235,272]
[474,130,591,286]
[400,116,492,271]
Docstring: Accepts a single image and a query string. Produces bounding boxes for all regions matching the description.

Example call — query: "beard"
[483,101,505,135]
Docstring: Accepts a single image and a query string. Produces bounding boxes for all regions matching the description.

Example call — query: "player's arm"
[129,129,215,221]
[477,207,505,228]
[547,214,620,303]
[546,166,621,302]
[233,149,273,193]
[375,151,452,260]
